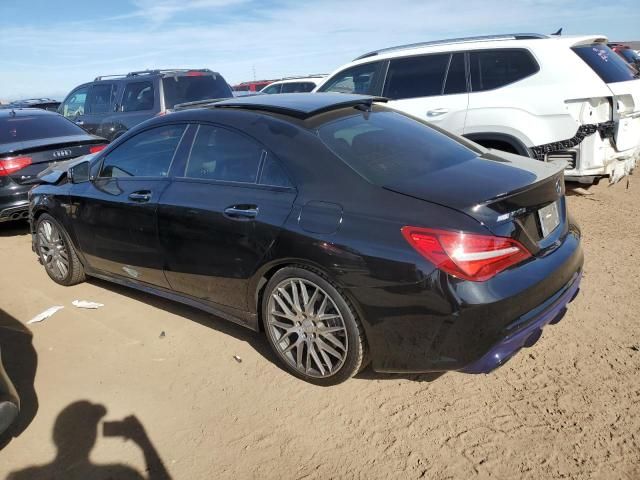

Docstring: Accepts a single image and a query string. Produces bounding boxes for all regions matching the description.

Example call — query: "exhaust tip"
[523,329,542,348]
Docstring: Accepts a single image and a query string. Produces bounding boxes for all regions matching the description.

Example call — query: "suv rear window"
[317,110,476,185]
[470,49,539,91]
[162,75,233,109]
[0,114,85,143]
[573,44,638,83]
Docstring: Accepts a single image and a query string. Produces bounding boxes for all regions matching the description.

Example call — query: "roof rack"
[278,74,328,81]
[354,33,548,60]
[94,68,214,81]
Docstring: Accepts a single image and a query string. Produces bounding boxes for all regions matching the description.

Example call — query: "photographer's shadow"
[7,401,171,480]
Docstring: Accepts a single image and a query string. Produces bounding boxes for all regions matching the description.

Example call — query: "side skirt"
[85,267,259,331]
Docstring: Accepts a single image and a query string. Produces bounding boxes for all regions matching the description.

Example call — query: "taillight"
[89,145,107,154]
[401,227,531,282]
[186,71,206,76]
[0,156,32,176]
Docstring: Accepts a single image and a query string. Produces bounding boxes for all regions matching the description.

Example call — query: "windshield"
[572,44,638,83]
[162,75,233,109]
[317,110,477,186]
[0,113,85,144]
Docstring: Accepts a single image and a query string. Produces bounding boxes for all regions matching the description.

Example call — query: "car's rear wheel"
[262,267,366,385]
[36,214,85,286]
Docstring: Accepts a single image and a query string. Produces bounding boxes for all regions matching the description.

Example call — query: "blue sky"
[1,0,639,101]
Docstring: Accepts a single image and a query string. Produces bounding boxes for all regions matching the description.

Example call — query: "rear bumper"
[357,226,583,373]
[0,179,30,223]
[461,270,581,373]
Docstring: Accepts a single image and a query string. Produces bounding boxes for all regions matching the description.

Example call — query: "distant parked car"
[609,43,640,71]
[0,98,60,112]
[59,69,233,142]
[232,80,275,94]
[260,76,327,94]
[0,109,106,223]
[29,93,583,385]
[315,33,640,183]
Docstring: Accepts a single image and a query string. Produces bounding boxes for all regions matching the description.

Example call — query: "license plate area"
[538,201,560,238]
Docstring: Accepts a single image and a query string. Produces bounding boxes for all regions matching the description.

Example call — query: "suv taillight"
[0,156,32,177]
[401,227,531,282]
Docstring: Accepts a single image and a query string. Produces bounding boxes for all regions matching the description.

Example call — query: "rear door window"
[572,44,638,83]
[122,81,155,112]
[470,49,539,91]
[86,84,116,114]
[318,62,384,95]
[184,125,264,183]
[162,75,233,109]
[383,54,450,99]
[100,124,186,177]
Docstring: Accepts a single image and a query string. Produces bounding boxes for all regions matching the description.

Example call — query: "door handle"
[75,120,85,126]
[129,191,152,202]
[426,108,449,117]
[224,205,258,220]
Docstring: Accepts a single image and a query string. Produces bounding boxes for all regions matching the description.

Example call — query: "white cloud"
[0,0,638,99]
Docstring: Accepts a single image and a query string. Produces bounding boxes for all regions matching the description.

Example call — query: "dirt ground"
[0,178,638,480]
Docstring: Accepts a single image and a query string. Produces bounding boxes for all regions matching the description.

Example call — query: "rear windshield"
[162,75,233,109]
[572,44,638,83]
[317,110,477,185]
[0,113,85,144]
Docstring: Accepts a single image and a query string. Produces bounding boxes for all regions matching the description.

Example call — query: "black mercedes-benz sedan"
[29,93,583,385]
[1,109,107,223]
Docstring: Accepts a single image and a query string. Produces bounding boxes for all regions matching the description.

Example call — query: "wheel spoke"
[273,291,295,318]
[290,280,302,313]
[316,338,344,360]
[320,331,347,351]
[295,341,304,368]
[309,342,326,376]
[317,296,328,317]
[317,342,333,371]
[318,313,341,322]
[305,287,319,316]
[283,338,302,355]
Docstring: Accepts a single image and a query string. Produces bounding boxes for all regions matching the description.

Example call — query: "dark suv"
[58,69,233,141]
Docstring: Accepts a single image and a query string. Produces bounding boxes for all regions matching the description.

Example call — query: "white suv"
[315,34,640,183]
[261,76,327,94]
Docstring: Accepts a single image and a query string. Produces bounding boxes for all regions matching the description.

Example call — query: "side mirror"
[68,160,91,184]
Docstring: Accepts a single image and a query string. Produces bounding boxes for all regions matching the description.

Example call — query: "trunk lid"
[383,150,566,254]
[0,136,106,185]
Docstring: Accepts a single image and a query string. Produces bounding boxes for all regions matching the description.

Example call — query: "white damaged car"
[315,33,640,183]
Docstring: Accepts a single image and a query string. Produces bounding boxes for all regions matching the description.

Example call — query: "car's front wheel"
[35,214,85,286]
[262,267,367,385]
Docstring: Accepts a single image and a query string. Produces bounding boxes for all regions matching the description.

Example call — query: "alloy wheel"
[266,278,348,378]
[37,220,70,281]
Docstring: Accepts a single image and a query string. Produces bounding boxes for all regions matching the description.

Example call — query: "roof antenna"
[551,28,562,36]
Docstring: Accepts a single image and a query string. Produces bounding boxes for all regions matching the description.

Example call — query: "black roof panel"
[188,93,388,119]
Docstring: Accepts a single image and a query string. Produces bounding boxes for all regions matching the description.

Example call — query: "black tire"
[35,213,85,286]
[262,266,367,386]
